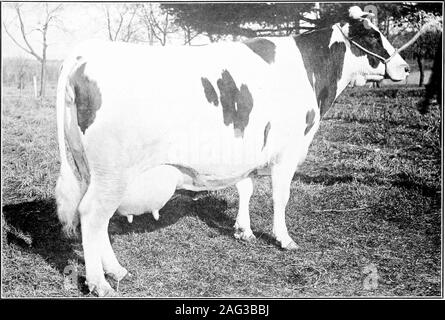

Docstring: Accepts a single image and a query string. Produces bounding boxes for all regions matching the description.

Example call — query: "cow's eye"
[366,34,379,44]
[371,32,380,40]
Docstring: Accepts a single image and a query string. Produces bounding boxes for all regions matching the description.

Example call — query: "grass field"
[1,80,442,297]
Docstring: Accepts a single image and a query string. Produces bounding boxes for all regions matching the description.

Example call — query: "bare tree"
[104,4,142,42]
[3,3,64,98]
[139,4,155,45]
[139,4,177,46]
[181,24,201,45]
[390,10,442,87]
[104,4,198,46]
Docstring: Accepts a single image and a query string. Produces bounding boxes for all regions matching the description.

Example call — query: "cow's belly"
[117,162,251,218]
[174,165,255,191]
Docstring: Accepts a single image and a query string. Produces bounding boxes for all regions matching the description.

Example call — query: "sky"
[2,1,219,61]
[2,2,109,60]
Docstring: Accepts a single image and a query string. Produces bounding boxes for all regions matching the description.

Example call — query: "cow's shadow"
[294,171,440,197]
[107,191,231,236]
[2,198,91,292]
[109,190,277,245]
[2,191,246,290]
[3,199,74,270]
[293,172,355,185]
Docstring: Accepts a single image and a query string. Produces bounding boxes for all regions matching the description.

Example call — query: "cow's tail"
[55,57,90,237]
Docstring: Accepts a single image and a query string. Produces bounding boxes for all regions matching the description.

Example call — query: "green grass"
[1,83,441,297]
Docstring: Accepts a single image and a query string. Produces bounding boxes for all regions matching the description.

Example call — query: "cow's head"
[339,6,409,85]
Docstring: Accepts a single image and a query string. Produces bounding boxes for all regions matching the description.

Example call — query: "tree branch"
[15,6,42,61]
[106,7,113,40]
[183,28,200,44]
[148,9,166,44]
[3,22,34,56]
[396,21,439,53]
[47,3,63,17]
[113,12,125,41]
[123,6,138,42]
[162,12,169,45]
[3,22,42,61]
[149,10,164,34]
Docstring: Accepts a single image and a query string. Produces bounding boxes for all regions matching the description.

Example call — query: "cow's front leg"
[234,177,255,242]
[271,156,299,250]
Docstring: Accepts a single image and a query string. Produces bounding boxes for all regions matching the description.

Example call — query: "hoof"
[281,240,299,251]
[98,287,118,297]
[120,270,133,283]
[234,229,256,242]
[115,271,133,295]
[87,280,116,297]
[106,267,129,282]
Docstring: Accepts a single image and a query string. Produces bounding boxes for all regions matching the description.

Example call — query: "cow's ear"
[338,20,350,36]
[349,6,373,20]
[338,19,348,27]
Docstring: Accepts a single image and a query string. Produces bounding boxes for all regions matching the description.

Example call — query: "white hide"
[72,39,317,193]
[118,165,183,220]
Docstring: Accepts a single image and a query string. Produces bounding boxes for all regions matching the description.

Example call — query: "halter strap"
[335,24,397,64]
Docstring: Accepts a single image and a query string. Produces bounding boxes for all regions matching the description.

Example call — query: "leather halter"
[335,24,398,65]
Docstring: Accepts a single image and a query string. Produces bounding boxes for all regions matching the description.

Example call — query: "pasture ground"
[1,80,442,297]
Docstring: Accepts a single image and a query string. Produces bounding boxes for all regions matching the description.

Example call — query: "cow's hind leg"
[234,177,255,242]
[271,153,299,251]
[78,180,127,296]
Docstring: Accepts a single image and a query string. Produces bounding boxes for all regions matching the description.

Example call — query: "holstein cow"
[56,6,409,296]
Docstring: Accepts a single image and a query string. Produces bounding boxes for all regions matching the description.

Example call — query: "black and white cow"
[56,6,409,296]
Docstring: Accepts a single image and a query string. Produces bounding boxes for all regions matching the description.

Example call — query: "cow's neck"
[293,25,352,117]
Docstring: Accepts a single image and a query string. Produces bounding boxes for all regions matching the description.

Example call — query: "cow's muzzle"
[385,58,410,81]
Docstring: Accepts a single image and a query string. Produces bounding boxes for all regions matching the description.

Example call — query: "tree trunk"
[39,57,46,98]
[416,53,424,87]
[148,26,154,45]
[162,31,167,46]
[184,27,192,45]
[40,25,48,98]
